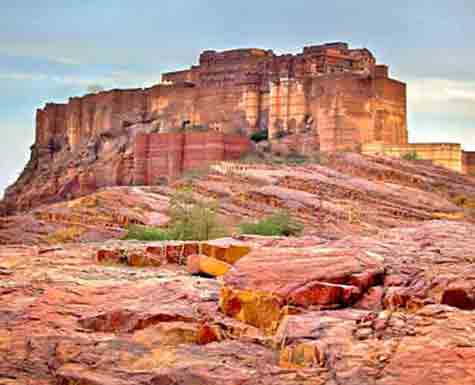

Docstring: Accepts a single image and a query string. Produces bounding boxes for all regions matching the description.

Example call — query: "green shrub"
[124,187,227,242]
[168,187,226,241]
[250,129,268,143]
[123,225,172,241]
[239,211,303,237]
[401,151,419,161]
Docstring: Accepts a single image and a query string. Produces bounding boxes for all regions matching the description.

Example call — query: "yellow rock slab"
[219,286,283,333]
[202,239,251,265]
[187,254,232,277]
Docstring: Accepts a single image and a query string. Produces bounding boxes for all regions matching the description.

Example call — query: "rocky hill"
[2,152,475,384]
[1,152,474,245]
[0,42,411,216]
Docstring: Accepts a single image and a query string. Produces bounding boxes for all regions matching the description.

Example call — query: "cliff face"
[3,97,251,214]
[2,42,409,214]
[3,91,139,214]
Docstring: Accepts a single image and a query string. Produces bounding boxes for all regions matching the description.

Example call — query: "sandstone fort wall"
[34,42,403,157]
[133,132,251,185]
[6,42,473,214]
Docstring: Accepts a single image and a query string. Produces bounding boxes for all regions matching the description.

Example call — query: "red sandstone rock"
[2,114,475,384]
[220,246,384,331]
[2,151,475,246]
[4,219,475,384]
[186,254,233,277]
[353,286,384,310]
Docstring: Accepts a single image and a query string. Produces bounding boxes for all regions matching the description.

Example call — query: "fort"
[32,42,409,155]
[2,42,474,213]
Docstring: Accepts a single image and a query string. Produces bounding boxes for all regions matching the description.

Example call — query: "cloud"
[408,78,475,117]
[0,69,163,90]
[405,77,475,150]
[53,57,82,66]
[0,72,48,81]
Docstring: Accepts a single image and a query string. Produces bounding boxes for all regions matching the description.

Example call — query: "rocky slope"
[2,153,475,384]
[2,152,474,245]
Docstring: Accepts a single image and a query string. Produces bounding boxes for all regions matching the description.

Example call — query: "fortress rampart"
[33,42,407,157]
[3,42,472,213]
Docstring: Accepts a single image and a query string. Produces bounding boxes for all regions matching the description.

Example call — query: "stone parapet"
[363,142,464,173]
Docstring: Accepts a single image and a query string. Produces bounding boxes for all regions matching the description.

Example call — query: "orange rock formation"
[34,42,407,154]
[162,42,408,151]
[4,42,472,214]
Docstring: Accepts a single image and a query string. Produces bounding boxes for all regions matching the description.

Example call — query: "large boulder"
[220,246,384,331]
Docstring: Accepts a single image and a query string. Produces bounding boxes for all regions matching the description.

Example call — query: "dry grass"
[46,226,85,244]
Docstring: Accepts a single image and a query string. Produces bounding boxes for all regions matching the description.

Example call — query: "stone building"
[33,42,408,156]
[162,42,408,152]
[4,42,473,214]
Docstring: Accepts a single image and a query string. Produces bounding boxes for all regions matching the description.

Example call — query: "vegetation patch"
[123,226,172,241]
[283,152,309,165]
[124,187,227,242]
[250,129,268,143]
[239,211,304,237]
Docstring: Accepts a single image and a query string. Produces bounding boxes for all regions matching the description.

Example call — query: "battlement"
[199,48,273,64]
[162,42,383,87]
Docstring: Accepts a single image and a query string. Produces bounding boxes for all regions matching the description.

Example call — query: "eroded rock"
[221,246,384,331]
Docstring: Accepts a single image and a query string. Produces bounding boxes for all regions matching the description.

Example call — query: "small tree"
[168,187,225,241]
[250,129,268,143]
[239,210,303,237]
[124,187,226,241]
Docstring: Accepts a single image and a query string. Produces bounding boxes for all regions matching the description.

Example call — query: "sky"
[1,0,474,196]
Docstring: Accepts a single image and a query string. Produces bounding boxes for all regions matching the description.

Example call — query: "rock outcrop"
[2,145,475,384]
[3,220,475,384]
[1,152,474,245]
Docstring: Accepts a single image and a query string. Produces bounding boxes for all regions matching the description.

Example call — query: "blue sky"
[1,0,474,195]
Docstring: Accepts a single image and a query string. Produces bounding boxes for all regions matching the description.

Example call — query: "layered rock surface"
[2,153,474,245]
[2,152,475,384]
[2,220,475,384]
